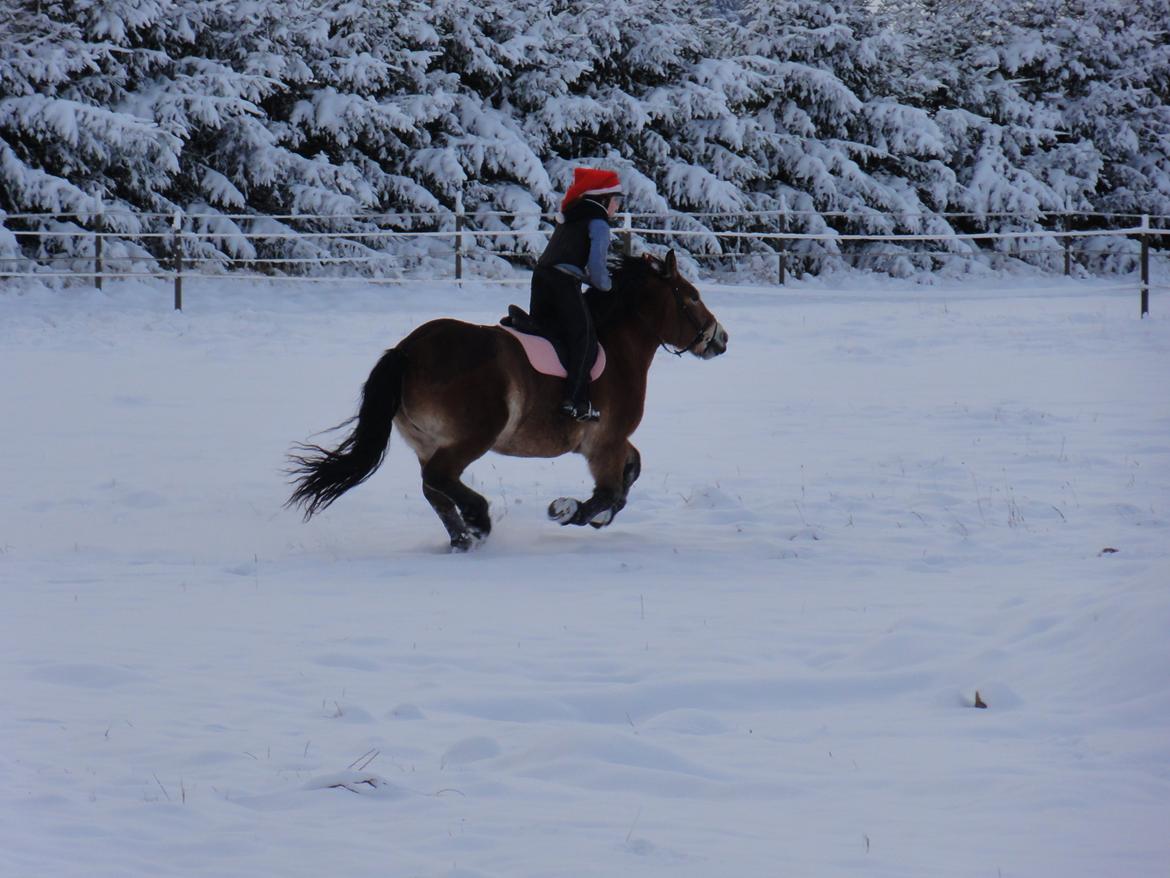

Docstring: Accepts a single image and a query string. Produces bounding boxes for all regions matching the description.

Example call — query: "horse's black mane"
[586,255,665,329]
[610,254,663,290]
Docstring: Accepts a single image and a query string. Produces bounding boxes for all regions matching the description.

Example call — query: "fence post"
[172,211,183,311]
[93,198,103,292]
[454,190,464,282]
[1062,215,1071,276]
[621,211,633,257]
[1140,214,1150,318]
[777,212,787,285]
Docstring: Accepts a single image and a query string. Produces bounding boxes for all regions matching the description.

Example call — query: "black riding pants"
[530,267,597,406]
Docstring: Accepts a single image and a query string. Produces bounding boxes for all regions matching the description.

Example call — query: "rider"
[531,167,623,422]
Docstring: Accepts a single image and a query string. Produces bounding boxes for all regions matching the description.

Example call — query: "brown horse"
[287,250,728,550]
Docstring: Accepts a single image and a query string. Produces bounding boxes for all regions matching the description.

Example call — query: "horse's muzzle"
[699,321,729,359]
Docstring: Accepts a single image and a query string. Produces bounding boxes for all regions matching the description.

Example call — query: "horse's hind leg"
[422,480,473,550]
[421,446,493,551]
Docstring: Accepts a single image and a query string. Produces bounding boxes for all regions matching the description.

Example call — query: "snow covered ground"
[1,270,1167,877]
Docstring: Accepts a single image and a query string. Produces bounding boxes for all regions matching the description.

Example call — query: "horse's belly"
[492,420,572,458]
[493,435,568,458]
[492,389,575,458]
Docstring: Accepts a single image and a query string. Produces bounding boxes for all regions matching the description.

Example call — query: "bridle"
[645,277,713,357]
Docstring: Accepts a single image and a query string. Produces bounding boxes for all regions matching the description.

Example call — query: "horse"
[286,250,729,550]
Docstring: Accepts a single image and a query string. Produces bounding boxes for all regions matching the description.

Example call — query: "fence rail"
[1,209,1164,317]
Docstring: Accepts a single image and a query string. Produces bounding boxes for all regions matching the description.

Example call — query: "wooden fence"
[1,209,1164,316]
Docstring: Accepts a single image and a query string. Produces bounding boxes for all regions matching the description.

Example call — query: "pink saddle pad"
[501,325,605,381]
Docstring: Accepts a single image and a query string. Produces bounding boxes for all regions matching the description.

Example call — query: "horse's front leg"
[549,441,640,528]
[548,487,618,527]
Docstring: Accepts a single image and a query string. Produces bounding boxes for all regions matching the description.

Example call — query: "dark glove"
[584,286,618,324]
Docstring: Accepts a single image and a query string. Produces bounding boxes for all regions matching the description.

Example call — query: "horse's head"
[637,250,729,359]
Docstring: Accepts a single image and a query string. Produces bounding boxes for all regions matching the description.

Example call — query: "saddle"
[499,305,605,381]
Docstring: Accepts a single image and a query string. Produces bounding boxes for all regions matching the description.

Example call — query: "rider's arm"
[585,219,612,291]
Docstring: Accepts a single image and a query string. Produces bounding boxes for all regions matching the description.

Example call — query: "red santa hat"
[560,167,623,212]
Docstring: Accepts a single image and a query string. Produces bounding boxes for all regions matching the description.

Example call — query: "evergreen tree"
[1001,0,1170,219]
[0,0,182,269]
[419,0,554,261]
[1,0,1164,280]
[505,0,772,267]
[722,0,958,274]
[881,0,1096,222]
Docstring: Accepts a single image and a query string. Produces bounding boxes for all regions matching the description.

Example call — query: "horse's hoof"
[548,497,579,524]
[449,530,484,552]
[588,508,614,528]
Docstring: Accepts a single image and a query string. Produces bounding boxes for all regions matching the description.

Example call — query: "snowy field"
[1,270,1168,877]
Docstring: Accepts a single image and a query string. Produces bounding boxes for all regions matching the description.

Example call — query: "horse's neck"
[600,311,659,380]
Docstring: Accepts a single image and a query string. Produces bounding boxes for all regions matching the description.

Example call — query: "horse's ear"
[664,249,679,277]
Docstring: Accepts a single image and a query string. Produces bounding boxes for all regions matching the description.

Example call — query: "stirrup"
[559,399,600,422]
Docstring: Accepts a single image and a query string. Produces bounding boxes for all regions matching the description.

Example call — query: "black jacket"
[537,198,613,289]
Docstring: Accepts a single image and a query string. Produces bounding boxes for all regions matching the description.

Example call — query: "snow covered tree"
[411,0,555,262]
[997,0,1170,219]
[704,0,958,274]
[2,0,1163,281]
[0,0,182,271]
[192,0,460,274]
[876,0,1103,273]
[500,0,773,268]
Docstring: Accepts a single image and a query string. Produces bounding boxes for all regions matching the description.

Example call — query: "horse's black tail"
[286,348,406,519]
